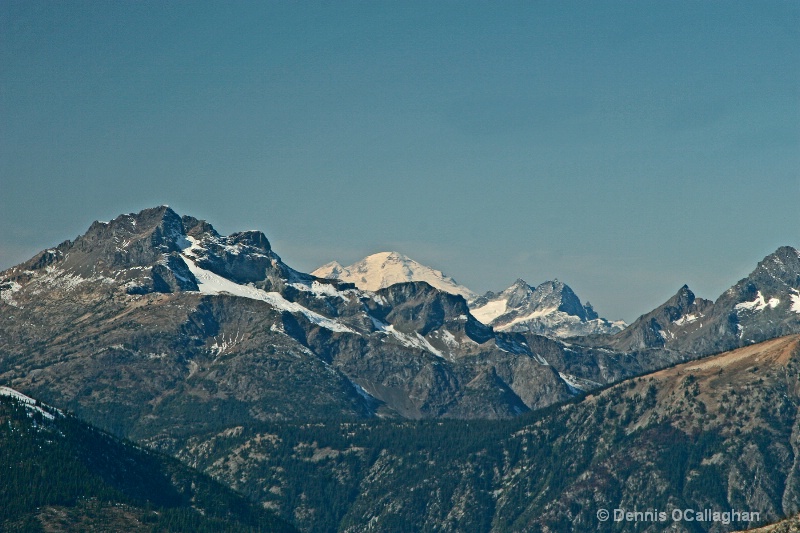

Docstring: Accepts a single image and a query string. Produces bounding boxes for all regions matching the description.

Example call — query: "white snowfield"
[470,299,508,324]
[180,237,356,334]
[674,313,702,326]
[289,280,355,301]
[313,251,477,301]
[492,307,561,331]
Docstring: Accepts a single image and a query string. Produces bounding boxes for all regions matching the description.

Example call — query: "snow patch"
[470,299,508,324]
[180,241,356,334]
[494,307,560,330]
[439,329,458,348]
[211,330,244,355]
[350,380,375,401]
[558,373,584,395]
[369,317,444,358]
[735,291,780,312]
[531,352,549,365]
[0,280,22,307]
[674,313,702,326]
[790,290,800,315]
[289,280,354,301]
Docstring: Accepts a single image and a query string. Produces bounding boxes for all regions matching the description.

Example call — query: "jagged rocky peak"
[228,230,272,252]
[597,284,715,352]
[731,245,800,299]
[470,278,624,338]
[36,206,192,276]
[501,279,535,307]
[760,245,800,276]
[312,251,477,301]
[0,206,307,299]
[710,245,800,318]
[181,214,220,239]
[534,279,597,321]
[663,284,696,320]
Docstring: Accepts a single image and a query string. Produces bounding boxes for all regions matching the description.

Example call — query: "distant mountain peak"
[314,260,345,278]
[312,251,477,301]
[667,284,696,309]
[470,278,624,338]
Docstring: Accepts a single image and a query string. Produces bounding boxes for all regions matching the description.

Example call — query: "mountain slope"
[0,387,295,532]
[312,251,477,301]
[172,335,800,532]
[470,278,625,338]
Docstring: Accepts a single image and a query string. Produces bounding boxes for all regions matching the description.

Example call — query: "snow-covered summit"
[470,279,626,338]
[312,252,477,301]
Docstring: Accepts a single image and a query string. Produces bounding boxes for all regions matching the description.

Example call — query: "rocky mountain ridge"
[1,207,798,433]
[0,206,580,434]
[583,246,800,365]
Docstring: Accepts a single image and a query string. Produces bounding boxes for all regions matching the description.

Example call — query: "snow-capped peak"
[312,251,477,301]
[470,279,625,338]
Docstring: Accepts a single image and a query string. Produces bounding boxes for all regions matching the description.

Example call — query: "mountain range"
[313,252,626,338]
[2,205,800,531]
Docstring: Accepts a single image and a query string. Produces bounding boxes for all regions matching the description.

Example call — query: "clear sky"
[1,1,798,322]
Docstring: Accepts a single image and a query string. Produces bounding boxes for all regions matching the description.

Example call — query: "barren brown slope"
[739,511,800,532]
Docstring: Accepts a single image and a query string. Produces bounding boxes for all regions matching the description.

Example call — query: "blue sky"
[1,1,798,322]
